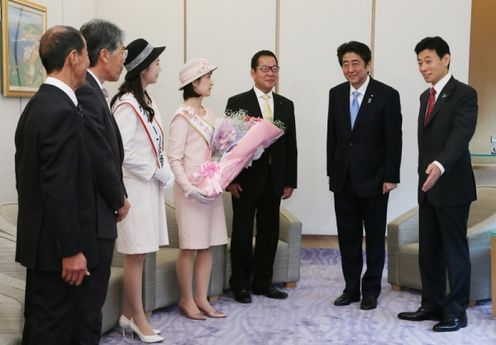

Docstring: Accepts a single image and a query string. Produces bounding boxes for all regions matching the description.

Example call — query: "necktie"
[424,87,437,126]
[262,93,273,121]
[350,91,360,128]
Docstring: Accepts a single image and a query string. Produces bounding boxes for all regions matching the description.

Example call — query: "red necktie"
[424,87,436,126]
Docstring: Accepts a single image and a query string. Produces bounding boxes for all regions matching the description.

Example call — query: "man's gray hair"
[80,19,124,67]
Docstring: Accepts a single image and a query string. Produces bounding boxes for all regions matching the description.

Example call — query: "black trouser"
[334,175,389,298]
[22,268,81,345]
[419,197,471,318]
[229,180,281,291]
[73,239,115,345]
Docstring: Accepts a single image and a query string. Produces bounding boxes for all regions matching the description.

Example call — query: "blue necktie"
[350,91,360,128]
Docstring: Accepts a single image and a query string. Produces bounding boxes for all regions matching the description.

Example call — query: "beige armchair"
[0,202,124,336]
[112,199,226,313]
[388,185,496,302]
[221,192,302,289]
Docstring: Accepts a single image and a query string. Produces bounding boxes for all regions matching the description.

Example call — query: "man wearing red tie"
[398,36,478,332]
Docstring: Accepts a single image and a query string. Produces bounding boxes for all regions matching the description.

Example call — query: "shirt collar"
[87,69,104,90]
[349,75,370,96]
[432,72,452,95]
[44,76,78,106]
[254,86,273,99]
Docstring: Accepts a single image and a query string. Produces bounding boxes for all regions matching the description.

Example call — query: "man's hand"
[382,182,398,194]
[227,183,243,199]
[282,187,294,200]
[422,163,442,192]
[116,198,131,222]
[61,252,89,286]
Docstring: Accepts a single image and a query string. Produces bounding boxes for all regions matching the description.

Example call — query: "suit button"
[349,142,352,146]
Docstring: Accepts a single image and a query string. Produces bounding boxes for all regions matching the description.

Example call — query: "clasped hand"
[188,187,214,203]
[61,252,90,286]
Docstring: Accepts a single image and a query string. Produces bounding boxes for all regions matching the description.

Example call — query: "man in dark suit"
[226,50,297,303]
[327,41,402,310]
[75,19,129,343]
[15,26,95,345]
[398,36,477,332]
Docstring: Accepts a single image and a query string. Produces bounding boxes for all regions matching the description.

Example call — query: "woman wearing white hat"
[110,38,172,343]
[168,58,228,320]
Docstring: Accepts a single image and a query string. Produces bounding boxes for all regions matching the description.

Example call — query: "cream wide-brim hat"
[178,57,218,89]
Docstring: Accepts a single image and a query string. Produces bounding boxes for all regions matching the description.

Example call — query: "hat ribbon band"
[125,43,153,72]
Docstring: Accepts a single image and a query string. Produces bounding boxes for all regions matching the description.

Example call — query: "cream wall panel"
[279,0,372,234]
[374,0,472,226]
[186,0,276,114]
[96,0,184,131]
[62,0,96,29]
[0,0,96,201]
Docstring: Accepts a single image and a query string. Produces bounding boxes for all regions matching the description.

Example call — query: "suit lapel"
[86,73,109,112]
[273,93,284,121]
[418,89,429,135]
[425,76,455,126]
[248,88,263,118]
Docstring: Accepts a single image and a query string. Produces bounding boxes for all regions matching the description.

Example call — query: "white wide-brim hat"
[179,57,217,89]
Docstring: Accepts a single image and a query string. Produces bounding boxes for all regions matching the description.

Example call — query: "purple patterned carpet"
[100,248,495,345]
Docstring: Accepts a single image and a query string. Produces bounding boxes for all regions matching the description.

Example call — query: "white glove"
[153,165,174,188]
[188,187,214,204]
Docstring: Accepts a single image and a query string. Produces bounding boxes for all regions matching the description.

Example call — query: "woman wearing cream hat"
[168,58,228,320]
[110,38,172,343]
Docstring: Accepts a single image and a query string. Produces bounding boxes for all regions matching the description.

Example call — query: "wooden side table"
[491,229,496,317]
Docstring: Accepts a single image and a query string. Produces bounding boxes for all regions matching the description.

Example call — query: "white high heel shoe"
[129,318,164,343]
[119,314,161,335]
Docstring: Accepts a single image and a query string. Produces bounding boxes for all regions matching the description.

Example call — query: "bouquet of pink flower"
[194,110,284,197]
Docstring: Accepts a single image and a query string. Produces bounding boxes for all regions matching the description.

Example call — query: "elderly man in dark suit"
[226,50,297,304]
[75,19,129,343]
[398,36,477,332]
[327,41,402,310]
[15,25,95,345]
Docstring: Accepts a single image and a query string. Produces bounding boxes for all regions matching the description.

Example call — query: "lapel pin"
[368,95,374,104]
[442,93,447,99]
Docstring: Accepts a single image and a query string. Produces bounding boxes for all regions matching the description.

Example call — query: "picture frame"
[1,0,47,97]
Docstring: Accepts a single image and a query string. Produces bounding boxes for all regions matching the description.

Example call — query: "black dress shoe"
[433,314,467,332]
[253,286,288,299]
[233,289,252,303]
[398,307,442,321]
[334,293,360,306]
[360,296,377,310]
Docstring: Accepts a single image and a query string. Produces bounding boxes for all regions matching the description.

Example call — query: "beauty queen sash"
[172,106,214,147]
[113,94,165,168]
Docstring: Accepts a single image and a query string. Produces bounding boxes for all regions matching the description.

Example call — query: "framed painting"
[1,0,47,97]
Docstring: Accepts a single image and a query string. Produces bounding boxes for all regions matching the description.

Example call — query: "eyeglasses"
[257,65,280,73]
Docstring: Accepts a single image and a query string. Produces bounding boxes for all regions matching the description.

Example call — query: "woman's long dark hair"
[110,77,155,122]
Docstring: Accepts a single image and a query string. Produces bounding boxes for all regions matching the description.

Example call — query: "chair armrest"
[280,207,302,283]
[387,206,419,246]
[467,213,496,251]
[279,207,302,244]
[387,206,418,286]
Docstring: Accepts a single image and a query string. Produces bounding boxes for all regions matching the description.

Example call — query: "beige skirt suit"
[167,106,227,249]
